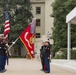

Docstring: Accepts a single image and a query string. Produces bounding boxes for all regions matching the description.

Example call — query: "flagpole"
[8,37,19,55]
[33,18,36,58]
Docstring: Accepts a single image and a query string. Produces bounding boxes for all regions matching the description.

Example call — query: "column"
[67,23,71,61]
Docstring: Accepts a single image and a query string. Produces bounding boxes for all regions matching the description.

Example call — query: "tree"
[0,0,33,56]
[52,0,76,53]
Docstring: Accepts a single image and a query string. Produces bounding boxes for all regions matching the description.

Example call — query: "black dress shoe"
[0,69,7,73]
[44,70,50,73]
[40,69,44,71]
[0,71,4,73]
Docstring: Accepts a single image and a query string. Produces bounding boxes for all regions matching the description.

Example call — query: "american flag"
[4,9,10,41]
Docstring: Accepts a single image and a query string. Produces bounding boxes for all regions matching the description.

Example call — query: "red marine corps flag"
[19,19,36,59]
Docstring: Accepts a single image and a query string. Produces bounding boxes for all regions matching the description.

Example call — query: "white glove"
[6,44,9,47]
[12,42,15,44]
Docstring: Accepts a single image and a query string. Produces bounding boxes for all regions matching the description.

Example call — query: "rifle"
[6,38,19,65]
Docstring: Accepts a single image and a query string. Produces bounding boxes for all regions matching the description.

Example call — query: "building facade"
[31,0,54,58]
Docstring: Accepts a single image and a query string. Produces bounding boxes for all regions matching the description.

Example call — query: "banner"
[19,25,34,58]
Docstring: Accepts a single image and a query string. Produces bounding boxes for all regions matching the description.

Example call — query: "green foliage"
[54,48,76,59]
[0,0,33,39]
[71,50,76,59]
[0,0,33,56]
[52,0,76,53]
[54,48,67,59]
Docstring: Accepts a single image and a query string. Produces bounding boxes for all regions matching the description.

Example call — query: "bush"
[54,54,63,59]
[59,48,67,59]
[54,48,67,59]
[54,48,76,59]
[71,50,76,59]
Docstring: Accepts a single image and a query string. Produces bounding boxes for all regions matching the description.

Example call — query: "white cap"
[43,39,49,42]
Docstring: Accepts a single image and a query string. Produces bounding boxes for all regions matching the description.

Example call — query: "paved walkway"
[52,59,76,71]
[0,59,76,75]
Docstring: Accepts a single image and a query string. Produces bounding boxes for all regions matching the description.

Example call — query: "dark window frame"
[36,33,41,38]
[36,19,41,26]
[36,7,41,14]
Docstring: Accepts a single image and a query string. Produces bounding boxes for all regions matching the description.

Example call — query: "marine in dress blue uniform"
[40,42,46,71]
[44,42,51,73]
[0,37,7,73]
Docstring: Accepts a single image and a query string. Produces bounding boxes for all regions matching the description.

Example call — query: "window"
[36,33,41,38]
[36,19,41,26]
[36,7,41,14]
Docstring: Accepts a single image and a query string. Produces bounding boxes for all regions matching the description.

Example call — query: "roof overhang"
[66,7,76,24]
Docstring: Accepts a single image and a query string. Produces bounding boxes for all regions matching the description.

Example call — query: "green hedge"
[54,48,76,59]
[71,50,76,59]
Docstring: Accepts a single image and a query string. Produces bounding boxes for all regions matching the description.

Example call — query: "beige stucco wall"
[31,0,54,44]
[45,0,54,33]
[31,0,54,57]
[31,2,45,35]
[45,0,54,44]
[31,0,45,3]
[31,0,45,57]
